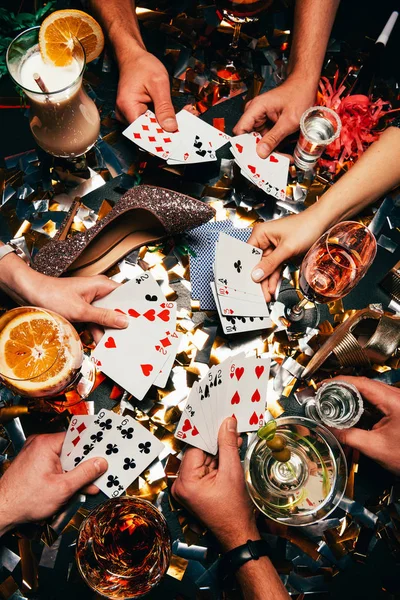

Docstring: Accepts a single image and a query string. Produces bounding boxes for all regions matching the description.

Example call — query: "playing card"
[196,373,218,454]
[175,384,215,453]
[215,232,264,299]
[153,332,182,388]
[223,356,271,433]
[188,221,252,310]
[216,287,270,317]
[230,133,289,200]
[210,283,272,334]
[123,110,179,160]
[64,409,164,498]
[60,415,94,471]
[93,265,166,312]
[93,302,177,400]
[167,110,230,163]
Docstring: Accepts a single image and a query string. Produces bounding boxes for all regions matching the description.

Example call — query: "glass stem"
[291,296,309,315]
[230,23,241,49]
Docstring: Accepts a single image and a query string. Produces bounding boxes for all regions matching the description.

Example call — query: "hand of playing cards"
[123,109,230,165]
[212,232,272,334]
[175,354,271,454]
[60,409,164,498]
[93,265,181,399]
[230,132,290,201]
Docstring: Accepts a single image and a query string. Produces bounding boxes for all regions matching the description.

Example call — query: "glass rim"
[300,105,342,145]
[245,416,348,526]
[6,25,87,97]
[324,220,377,271]
[0,306,63,382]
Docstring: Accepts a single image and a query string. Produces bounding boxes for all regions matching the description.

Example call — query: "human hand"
[233,75,316,158]
[172,417,259,551]
[116,48,177,131]
[0,433,107,536]
[249,209,328,301]
[328,376,400,475]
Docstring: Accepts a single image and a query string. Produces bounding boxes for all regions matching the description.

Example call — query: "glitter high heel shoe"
[33,185,215,277]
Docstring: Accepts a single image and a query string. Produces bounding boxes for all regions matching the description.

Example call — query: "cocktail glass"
[6,26,100,158]
[244,417,347,526]
[0,306,95,402]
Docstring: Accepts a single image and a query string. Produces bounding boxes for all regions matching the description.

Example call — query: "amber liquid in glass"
[217,0,271,19]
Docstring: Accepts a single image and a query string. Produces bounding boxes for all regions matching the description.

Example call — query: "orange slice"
[39,9,104,67]
[3,314,63,381]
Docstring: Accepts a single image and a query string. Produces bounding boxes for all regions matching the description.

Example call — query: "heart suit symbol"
[157,309,170,322]
[144,309,156,321]
[231,391,240,405]
[249,411,258,425]
[251,389,261,403]
[255,365,264,379]
[128,309,140,318]
[235,367,244,381]
[105,337,116,349]
[141,364,153,377]
[269,155,279,163]
[182,419,192,432]
[235,143,243,153]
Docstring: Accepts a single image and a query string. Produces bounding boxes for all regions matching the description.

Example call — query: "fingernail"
[163,117,177,129]
[94,459,105,473]
[115,315,129,328]
[257,143,269,158]
[227,417,237,433]
[252,268,265,282]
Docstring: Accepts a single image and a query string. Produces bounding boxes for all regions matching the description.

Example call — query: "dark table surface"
[1,1,400,598]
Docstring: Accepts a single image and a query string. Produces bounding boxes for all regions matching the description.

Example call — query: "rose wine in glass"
[76,497,171,599]
[284,222,377,336]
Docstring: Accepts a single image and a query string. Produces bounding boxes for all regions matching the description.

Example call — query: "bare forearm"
[288,0,340,84]
[311,126,400,229]
[89,0,146,66]
[236,556,289,600]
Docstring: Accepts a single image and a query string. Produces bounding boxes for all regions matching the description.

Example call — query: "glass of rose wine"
[213,0,273,82]
[281,221,377,337]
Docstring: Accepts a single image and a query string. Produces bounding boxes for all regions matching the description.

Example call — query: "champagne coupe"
[280,221,377,337]
[76,497,171,599]
[245,417,348,526]
[213,0,273,82]
[0,307,95,404]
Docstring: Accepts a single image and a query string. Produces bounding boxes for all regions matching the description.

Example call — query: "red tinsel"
[317,70,391,173]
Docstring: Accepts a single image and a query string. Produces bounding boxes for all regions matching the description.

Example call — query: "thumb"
[152,87,177,132]
[330,427,372,454]
[63,457,108,492]
[252,244,290,282]
[218,417,240,471]
[85,305,129,329]
[257,120,290,158]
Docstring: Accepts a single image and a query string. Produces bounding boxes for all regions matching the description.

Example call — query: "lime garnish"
[257,420,277,441]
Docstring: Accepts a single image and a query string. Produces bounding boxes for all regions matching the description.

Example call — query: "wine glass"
[279,221,377,337]
[244,417,348,526]
[76,497,171,598]
[213,0,273,83]
[0,306,96,405]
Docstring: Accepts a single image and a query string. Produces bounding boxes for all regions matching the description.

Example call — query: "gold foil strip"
[18,538,39,593]
[166,554,189,581]
[0,576,19,600]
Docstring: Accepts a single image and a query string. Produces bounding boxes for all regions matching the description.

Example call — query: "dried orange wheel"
[39,9,104,67]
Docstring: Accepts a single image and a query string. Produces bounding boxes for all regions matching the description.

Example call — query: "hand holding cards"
[123,109,230,165]
[212,232,272,334]
[61,410,164,498]
[175,354,271,454]
[93,265,180,399]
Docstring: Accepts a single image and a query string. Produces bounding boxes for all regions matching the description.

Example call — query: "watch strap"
[0,243,30,265]
[0,245,16,261]
[219,539,271,580]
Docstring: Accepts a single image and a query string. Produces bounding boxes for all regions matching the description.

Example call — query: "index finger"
[326,376,399,415]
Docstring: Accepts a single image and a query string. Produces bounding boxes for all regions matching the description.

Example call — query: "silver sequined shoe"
[33,185,215,277]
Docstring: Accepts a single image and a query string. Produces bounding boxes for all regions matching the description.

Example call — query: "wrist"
[216,521,261,552]
[111,31,147,68]
[0,253,44,304]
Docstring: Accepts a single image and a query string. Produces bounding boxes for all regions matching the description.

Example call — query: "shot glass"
[305,380,364,430]
[294,106,341,171]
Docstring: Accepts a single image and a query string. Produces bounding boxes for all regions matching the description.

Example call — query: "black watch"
[219,539,271,580]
